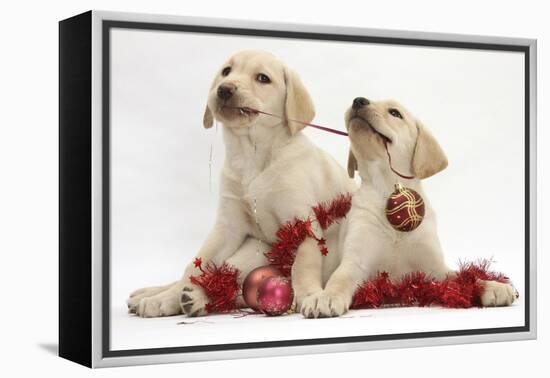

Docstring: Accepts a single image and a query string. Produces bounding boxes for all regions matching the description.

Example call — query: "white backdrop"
[110,27,526,349]
[2,0,546,376]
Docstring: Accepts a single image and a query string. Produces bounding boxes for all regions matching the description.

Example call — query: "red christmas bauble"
[385,183,425,232]
[257,276,294,316]
[242,265,281,310]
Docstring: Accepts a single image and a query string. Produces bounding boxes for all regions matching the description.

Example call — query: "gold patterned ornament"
[385,183,425,232]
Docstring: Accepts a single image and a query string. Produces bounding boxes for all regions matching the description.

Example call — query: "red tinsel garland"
[312,193,354,230]
[351,259,512,309]
[265,193,353,276]
[190,194,353,313]
[189,192,515,314]
[189,257,241,313]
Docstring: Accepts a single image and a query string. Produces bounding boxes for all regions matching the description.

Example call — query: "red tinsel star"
[193,257,203,269]
[317,238,328,256]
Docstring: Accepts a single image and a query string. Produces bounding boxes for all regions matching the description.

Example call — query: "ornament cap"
[394,182,404,192]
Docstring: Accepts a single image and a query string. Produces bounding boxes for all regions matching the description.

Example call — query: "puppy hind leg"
[414,252,516,307]
[405,239,452,281]
[181,237,270,316]
[479,280,516,307]
[225,237,271,307]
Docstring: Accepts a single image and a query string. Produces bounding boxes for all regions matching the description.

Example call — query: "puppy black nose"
[352,97,370,110]
[217,84,236,100]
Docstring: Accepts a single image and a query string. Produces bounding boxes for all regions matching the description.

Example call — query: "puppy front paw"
[127,285,169,314]
[299,292,322,318]
[300,292,350,318]
[180,285,209,317]
[135,289,182,317]
[480,280,517,307]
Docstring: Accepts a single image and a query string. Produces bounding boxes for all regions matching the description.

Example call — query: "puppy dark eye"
[221,67,231,76]
[389,108,403,119]
[256,73,271,83]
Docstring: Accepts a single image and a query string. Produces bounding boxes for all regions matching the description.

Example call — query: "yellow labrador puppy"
[300,97,516,318]
[127,50,356,317]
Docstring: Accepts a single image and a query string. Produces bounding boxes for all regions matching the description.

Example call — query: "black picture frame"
[59,10,537,368]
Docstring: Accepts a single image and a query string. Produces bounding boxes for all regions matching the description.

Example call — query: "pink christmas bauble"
[242,265,281,310]
[257,276,294,316]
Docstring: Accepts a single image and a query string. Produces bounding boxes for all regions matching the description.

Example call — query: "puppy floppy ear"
[284,67,315,135]
[202,76,218,129]
[412,121,448,179]
[347,149,358,178]
[203,105,214,129]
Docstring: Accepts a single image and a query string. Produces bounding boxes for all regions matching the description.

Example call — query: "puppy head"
[203,50,315,134]
[345,98,447,179]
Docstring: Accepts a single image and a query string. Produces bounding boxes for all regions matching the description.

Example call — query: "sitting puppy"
[127,50,356,317]
[300,97,516,318]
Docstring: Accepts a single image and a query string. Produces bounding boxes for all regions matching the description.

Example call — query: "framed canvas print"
[59,10,537,368]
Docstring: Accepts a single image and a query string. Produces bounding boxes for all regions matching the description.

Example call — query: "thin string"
[209,119,219,193]
[249,108,349,136]
[242,106,414,180]
[208,144,213,192]
[383,139,415,180]
[250,124,264,255]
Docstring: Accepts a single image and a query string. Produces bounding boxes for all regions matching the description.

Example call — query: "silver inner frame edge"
[90,9,537,368]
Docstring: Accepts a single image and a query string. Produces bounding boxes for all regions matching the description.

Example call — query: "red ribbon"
[383,139,415,180]
[243,107,415,180]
